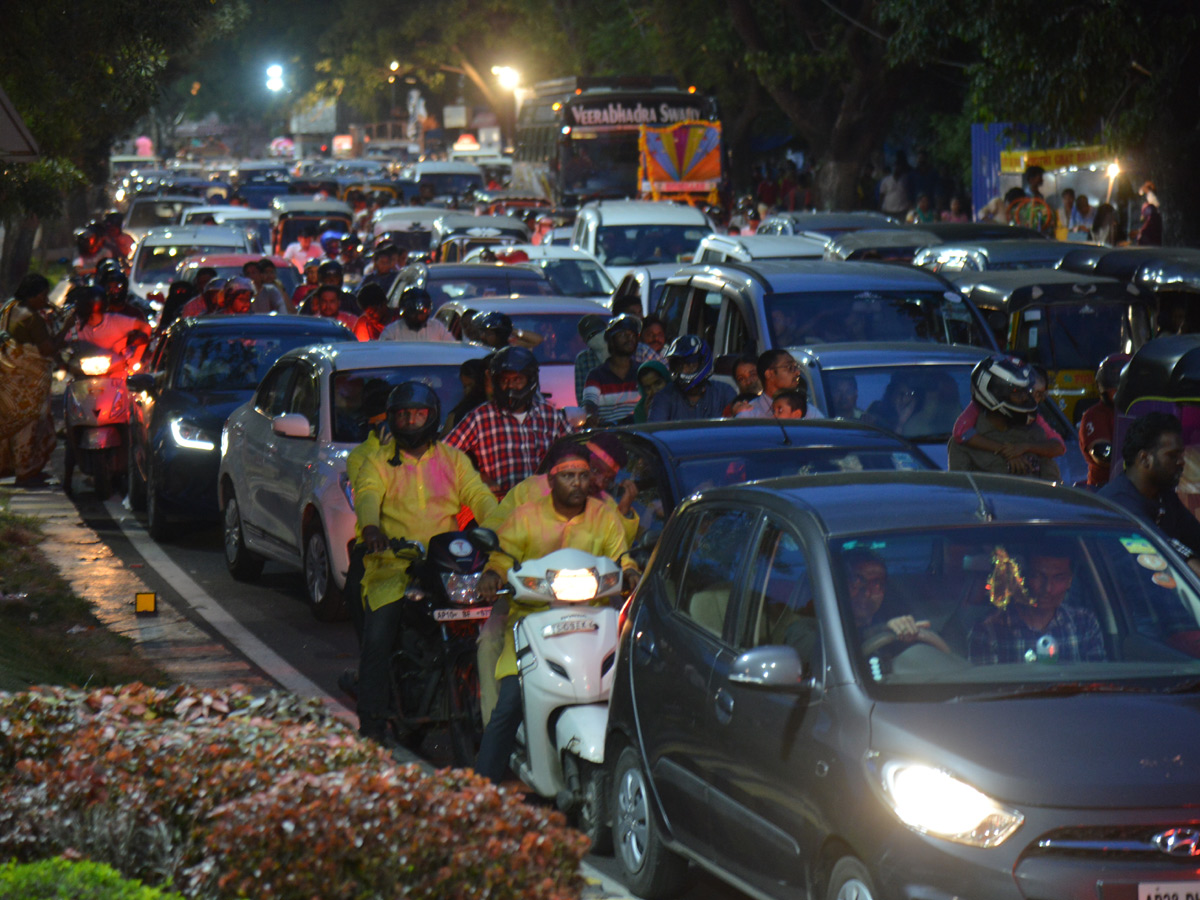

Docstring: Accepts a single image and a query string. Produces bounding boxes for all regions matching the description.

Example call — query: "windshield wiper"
[958,682,1149,702]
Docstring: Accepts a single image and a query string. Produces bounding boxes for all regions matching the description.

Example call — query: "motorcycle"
[386,532,492,766]
[62,338,141,498]
[477,532,628,850]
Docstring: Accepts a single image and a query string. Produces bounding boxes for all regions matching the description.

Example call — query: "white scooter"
[497,544,625,849]
[63,338,139,498]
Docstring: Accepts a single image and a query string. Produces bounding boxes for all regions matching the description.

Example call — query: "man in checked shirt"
[444,346,573,498]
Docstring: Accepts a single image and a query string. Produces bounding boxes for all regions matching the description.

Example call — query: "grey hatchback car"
[605,471,1200,900]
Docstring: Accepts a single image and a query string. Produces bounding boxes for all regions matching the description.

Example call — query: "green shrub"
[0,856,185,899]
[0,684,588,900]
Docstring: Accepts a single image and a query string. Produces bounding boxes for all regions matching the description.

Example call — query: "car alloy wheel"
[223,489,264,581]
[304,520,345,621]
[611,746,686,898]
[827,857,878,900]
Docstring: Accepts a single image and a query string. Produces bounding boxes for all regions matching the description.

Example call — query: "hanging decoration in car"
[986,546,1031,609]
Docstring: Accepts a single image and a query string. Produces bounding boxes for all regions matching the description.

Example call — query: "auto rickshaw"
[950,269,1155,422]
[1135,254,1200,336]
[269,197,354,255]
[429,213,531,263]
[1058,245,1200,280]
[1111,335,1200,510]
[823,228,942,264]
[913,239,1075,274]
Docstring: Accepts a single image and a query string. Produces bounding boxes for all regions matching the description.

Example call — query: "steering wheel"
[862,627,953,657]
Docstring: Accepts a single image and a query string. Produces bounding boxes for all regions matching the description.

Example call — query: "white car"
[610,263,684,316]
[218,341,485,620]
[129,224,254,306]
[124,194,207,251]
[693,232,826,264]
[462,243,616,303]
[570,199,713,282]
[180,205,272,251]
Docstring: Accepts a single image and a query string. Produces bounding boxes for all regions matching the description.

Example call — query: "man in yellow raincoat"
[352,381,497,744]
[473,443,637,783]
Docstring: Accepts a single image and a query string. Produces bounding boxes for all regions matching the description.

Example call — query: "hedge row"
[0,684,588,899]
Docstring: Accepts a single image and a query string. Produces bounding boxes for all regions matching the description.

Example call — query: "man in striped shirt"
[583,314,640,426]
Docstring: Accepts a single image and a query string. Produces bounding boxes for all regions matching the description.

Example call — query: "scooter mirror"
[562,406,588,430]
[466,527,500,554]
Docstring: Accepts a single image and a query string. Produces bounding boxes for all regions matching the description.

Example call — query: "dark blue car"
[127,314,354,540]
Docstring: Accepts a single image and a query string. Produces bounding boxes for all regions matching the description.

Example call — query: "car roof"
[1135,256,1200,293]
[434,213,530,233]
[183,206,270,219]
[285,341,485,369]
[764,211,901,229]
[580,200,709,226]
[421,262,552,280]
[407,161,484,174]
[269,197,353,215]
[129,194,205,205]
[614,417,929,458]
[173,314,351,337]
[476,243,598,261]
[700,233,826,256]
[947,270,1134,307]
[924,239,1075,263]
[137,225,251,246]
[670,259,952,293]
[826,228,944,253]
[697,470,1132,536]
[797,341,990,368]
[179,253,291,268]
[439,296,609,314]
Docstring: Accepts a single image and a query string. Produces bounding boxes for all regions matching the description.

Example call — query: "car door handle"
[714,687,734,725]
[632,631,657,665]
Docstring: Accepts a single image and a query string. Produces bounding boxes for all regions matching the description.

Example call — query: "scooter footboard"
[554,703,608,764]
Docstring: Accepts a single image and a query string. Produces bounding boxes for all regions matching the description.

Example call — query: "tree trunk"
[816,159,862,211]
[0,215,39,296]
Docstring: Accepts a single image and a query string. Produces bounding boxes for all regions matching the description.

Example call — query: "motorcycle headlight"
[339,472,355,510]
[80,356,112,376]
[441,571,484,606]
[877,761,1024,848]
[547,567,600,602]
[170,418,217,451]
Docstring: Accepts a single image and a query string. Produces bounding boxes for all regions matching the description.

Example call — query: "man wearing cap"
[583,314,641,426]
[473,443,637,782]
[574,313,610,405]
[360,244,403,295]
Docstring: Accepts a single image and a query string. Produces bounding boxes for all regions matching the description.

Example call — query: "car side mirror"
[728,645,812,692]
[272,413,313,439]
[127,372,155,393]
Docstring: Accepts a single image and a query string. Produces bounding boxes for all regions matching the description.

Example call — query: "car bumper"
[152,442,221,519]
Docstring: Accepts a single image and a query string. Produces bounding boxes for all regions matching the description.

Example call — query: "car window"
[255,361,296,416]
[507,274,557,296]
[720,296,755,356]
[613,437,670,536]
[152,331,178,378]
[134,244,242,282]
[656,283,690,341]
[330,365,465,444]
[671,506,759,639]
[737,523,821,671]
[286,364,320,432]
[686,289,722,346]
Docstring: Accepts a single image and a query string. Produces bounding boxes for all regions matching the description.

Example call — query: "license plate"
[542,619,600,637]
[433,606,491,622]
[1139,882,1200,900]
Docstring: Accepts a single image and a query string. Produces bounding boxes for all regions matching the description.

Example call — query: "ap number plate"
[1139,883,1200,900]
[433,607,491,622]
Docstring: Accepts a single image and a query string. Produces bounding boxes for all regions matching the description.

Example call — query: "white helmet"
[970,355,1037,420]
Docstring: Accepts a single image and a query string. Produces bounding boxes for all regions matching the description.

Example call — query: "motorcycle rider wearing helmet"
[298,260,361,316]
[474,442,636,782]
[648,335,736,422]
[1079,352,1131,486]
[583,314,642,426]
[179,278,227,319]
[219,277,256,316]
[379,287,456,342]
[99,211,134,262]
[351,381,498,744]
[947,356,1062,480]
[470,310,513,349]
[95,259,150,323]
[67,283,152,372]
[73,225,115,278]
[444,345,573,497]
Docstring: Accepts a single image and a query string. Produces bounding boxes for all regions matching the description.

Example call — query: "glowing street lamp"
[491,65,520,91]
[266,64,284,93]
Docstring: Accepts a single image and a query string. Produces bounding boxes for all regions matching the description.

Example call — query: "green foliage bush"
[0,856,185,899]
[0,684,588,900]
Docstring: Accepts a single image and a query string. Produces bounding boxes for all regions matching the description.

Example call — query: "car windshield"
[595,225,710,266]
[426,276,555,307]
[529,259,615,296]
[561,132,640,196]
[174,332,340,391]
[187,265,300,297]
[1016,302,1146,371]
[127,200,198,228]
[465,312,588,364]
[675,447,928,495]
[330,365,466,444]
[765,290,986,347]
[821,364,971,441]
[828,524,1200,698]
[135,244,243,282]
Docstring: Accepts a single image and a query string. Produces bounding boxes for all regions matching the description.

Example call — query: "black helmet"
[1096,352,1131,397]
[665,334,713,390]
[970,355,1037,421]
[489,345,540,410]
[75,226,102,257]
[399,287,433,323]
[317,259,344,281]
[474,310,512,347]
[605,313,642,347]
[386,381,441,453]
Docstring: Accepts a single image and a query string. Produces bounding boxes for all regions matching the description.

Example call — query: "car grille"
[1028,824,1200,862]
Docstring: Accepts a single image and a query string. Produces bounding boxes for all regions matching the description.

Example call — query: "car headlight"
[441,571,484,606]
[170,418,217,451]
[79,355,112,376]
[548,567,600,602]
[877,761,1023,848]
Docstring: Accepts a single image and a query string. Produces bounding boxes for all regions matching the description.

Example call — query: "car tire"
[304,518,346,621]
[223,488,264,581]
[826,857,879,900]
[146,457,172,542]
[611,745,687,899]
[127,438,146,512]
